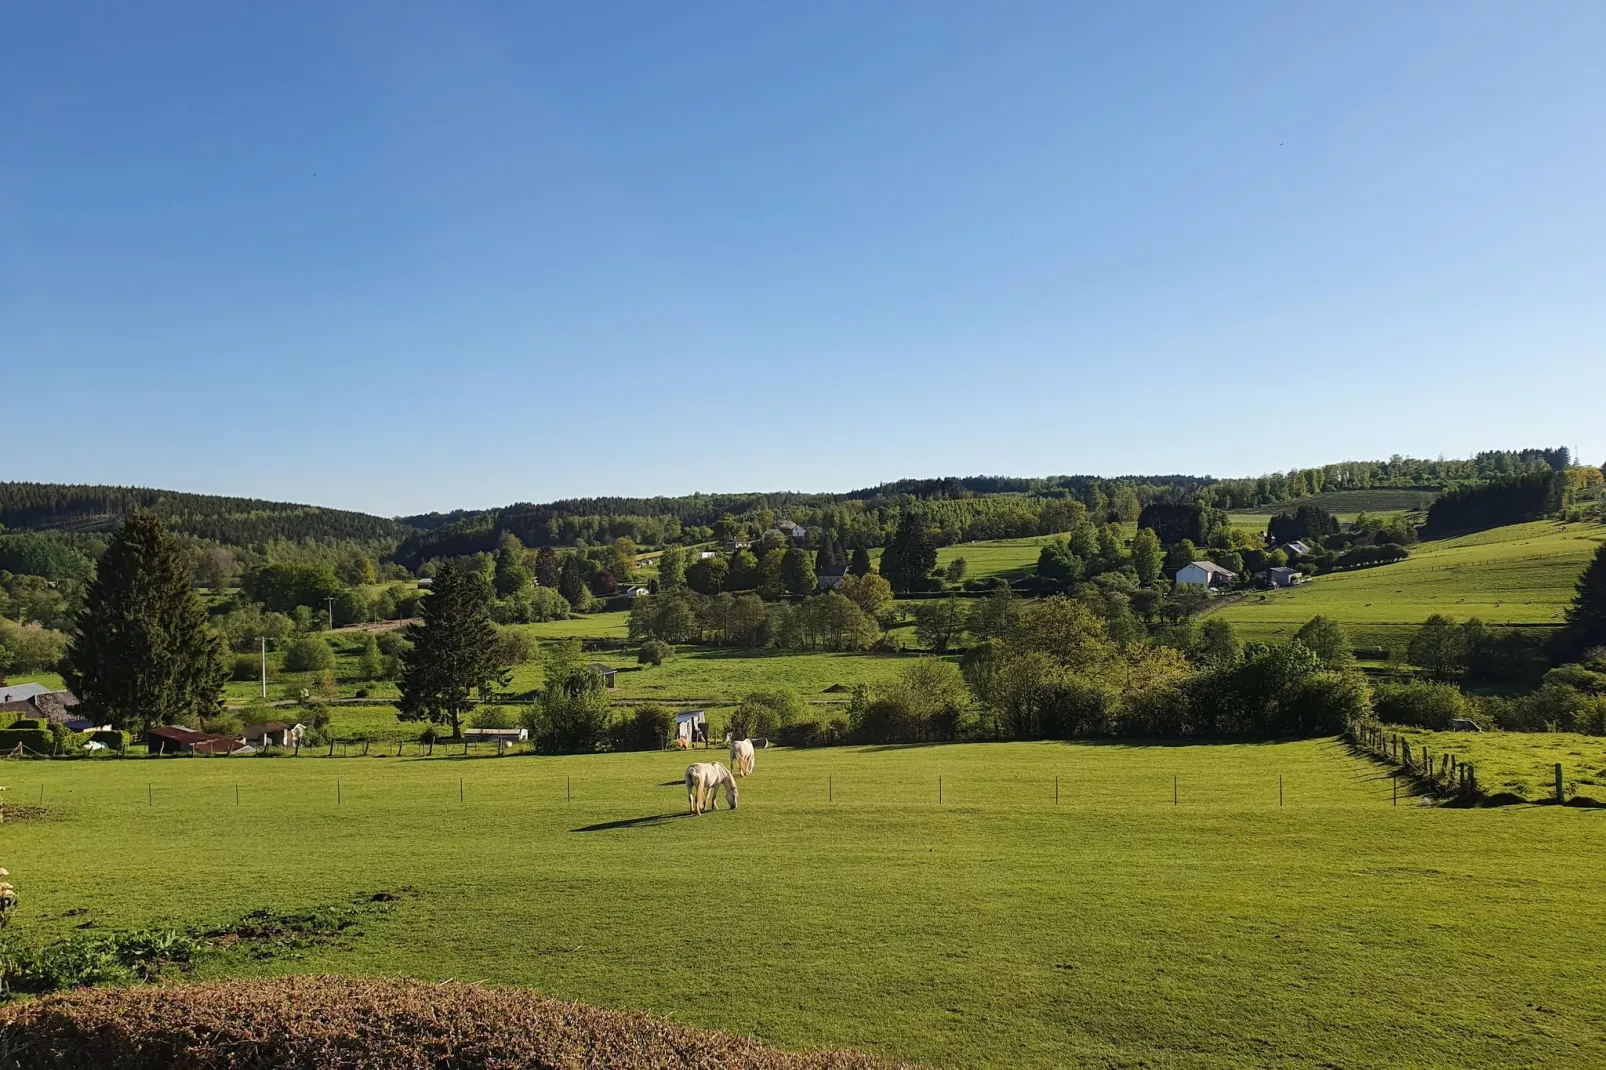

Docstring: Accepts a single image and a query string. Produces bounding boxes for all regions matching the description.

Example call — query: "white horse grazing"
[685,762,738,816]
[729,738,755,778]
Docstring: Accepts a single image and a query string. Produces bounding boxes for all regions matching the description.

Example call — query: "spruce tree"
[397,561,509,738]
[849,545,872,578]
[65,512,228,733]
[1566,542,1606,653]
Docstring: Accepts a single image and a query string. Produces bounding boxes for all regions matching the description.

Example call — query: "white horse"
[685,762,738,816]
[729,738,755,777]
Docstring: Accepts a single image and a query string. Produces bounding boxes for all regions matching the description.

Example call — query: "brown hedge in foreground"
[0,975,917,1070]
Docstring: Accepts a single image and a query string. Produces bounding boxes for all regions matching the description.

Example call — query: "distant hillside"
[0,483,416,552]
[1230,488,1440,518]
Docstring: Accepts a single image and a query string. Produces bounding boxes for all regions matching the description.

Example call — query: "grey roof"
[589,663,617,674]
[0,683,51,704]
[1267,566,1299,577]
[1183,560,1238,577]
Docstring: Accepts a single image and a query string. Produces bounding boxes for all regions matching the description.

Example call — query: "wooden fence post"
[1555,763,1564,803]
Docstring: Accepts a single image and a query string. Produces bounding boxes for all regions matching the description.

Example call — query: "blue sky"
[4,2,1603,516]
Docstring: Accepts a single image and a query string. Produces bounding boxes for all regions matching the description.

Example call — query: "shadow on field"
[570,813,690,833]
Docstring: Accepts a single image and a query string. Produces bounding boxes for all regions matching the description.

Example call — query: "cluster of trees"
[1423,471,1567,536]
[1267,504,1341,544]
[628,585,890,652]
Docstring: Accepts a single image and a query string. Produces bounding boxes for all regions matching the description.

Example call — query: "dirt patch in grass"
[0,975,916,1069]
[0,807,50,823]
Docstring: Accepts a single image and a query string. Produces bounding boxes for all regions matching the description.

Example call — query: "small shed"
[674,710,708,747]
[146,726,251,756]
[463,726,528,743]
[1263,566,1301,588]
[241,721,305,748]
[590,664,618,688]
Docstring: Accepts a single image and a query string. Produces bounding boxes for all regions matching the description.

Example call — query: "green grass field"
[1208,521,1604,656]
[1380,727,1606,801]
[3,740,1603,1068]
[934,537,1054,583]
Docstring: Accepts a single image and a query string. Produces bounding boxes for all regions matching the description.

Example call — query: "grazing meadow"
[1378,726,1606,801]
[4,740,1604,1069]
[1207,520,1604,656]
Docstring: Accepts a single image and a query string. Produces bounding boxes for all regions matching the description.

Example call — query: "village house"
[0,684,81,726]
[1174,560,1238,590]
[816,564,848,591]
[776,520,807,545]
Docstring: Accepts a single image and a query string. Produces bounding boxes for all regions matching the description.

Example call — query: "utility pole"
[326,596,336,633]
[258,637,268,698]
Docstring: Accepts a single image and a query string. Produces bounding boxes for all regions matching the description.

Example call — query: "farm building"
[697,551,717,560]
[590,664,619,688]
[776,521,807,544]
[463,726,528,744]
[1175,560,1238,589]
[1278,540,1313,557]
[241,721,304,748]
[816,565,848,591]
[674,710,709,747]
[0,685,81,725]
[1261,566,1302,588]
[146,726,251,756]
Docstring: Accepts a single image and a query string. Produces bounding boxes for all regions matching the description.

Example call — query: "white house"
[697,550,718,561]
[1175,560,1238,589]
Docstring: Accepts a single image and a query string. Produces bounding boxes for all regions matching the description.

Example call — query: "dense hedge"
[0,976,912,1069]
[0,727,53,753]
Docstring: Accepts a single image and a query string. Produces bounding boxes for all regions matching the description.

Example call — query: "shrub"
[775,718,849,748]
[610,704,674,751]
[1373,679,1468,729]
[231,654,265,682]
[637,639,672,667]
[0,726,52,754]
[728,689,805,741]
[90,729,129,750]
[469,706,515,730]
[282,637,334,673]
[0,976,908,1068]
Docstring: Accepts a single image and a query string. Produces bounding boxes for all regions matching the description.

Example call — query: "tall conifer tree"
[398,560,509,738]
[1566,542,1606,653]
[65,512,227,732]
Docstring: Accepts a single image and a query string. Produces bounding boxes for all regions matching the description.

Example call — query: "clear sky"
[4,2,1603,516]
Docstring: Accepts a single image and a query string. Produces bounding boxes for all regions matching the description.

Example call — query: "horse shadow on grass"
[570,813,691,833]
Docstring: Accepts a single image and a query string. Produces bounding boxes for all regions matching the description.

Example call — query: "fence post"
[829,774,833,802]
[1555,763,1564,803]
[1279,774,1283,808]
[148,784,152,807]
[337,779,341,804]
[460,777,464,803]
[566,776,571,803]
[1392,776,1397,806]
[1173,775,1178,806]
[1055,776,1059,805]
[938,775,943,805]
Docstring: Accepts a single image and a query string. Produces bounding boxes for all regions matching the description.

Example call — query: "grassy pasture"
[934,537,1053,583]
[1379,727,1606,801]
[3,740,1604,1068]
[1208,521,1603,657]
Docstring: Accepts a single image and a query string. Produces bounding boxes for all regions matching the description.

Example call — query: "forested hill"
[0,483,415,551]
[3,447,1583,569]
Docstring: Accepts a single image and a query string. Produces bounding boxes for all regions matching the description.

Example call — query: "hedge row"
[0,975,914,1070]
